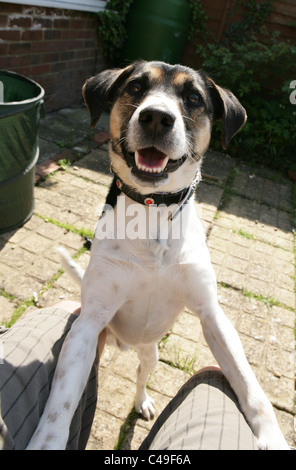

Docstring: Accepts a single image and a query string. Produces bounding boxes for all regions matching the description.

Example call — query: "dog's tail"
[55,246,84,286]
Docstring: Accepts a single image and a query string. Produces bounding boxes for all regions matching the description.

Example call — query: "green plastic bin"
[0,71,44,234]
[121,0,191,64]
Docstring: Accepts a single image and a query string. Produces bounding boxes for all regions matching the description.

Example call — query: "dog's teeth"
[135,152,169,174]
[162,157,169,170]
[135,150,140,163]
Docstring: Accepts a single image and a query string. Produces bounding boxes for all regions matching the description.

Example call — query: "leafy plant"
[187,0,209,42]
[58,158,72,170]
[198,33,295,98]
[97,0,134,63]
[190,0,296,172]
[225,0,273,41]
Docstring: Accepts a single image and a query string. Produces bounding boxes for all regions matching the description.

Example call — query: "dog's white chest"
[93,236,183,342]
[86,199,207,346]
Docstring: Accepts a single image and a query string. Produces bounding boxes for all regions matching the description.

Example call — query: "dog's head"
[83,61,246,193]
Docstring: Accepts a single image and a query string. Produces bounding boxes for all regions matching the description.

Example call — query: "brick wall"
[0,2,106,112]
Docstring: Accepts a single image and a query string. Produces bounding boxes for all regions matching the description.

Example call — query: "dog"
[27,61,289,450]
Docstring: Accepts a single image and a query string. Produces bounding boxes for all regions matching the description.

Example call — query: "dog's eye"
[129,81,142,94]
[187,92,201,106]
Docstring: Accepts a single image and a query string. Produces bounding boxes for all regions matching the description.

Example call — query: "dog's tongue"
[137,147,167,169]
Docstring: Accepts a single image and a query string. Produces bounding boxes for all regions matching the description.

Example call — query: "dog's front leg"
[198,302,289,450]
[135,344,158,419]
[26,292,116,450]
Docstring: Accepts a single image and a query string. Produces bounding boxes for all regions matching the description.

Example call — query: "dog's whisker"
[112,136,128,148]
[183,135,201,162]
[115,136,127,144]
[119,103,138,109]
[182,115,195,123]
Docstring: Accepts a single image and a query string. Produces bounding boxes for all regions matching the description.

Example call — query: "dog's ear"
[82,65,136,128]
[207,78,247,149]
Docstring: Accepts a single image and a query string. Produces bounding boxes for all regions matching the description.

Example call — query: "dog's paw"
[135,393,155,420]
[257,427,290,450]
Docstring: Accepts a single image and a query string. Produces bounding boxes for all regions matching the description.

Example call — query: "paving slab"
[0,105,294,449]
[37,107,110,165]
[0,295,18,325]
[202,150,236,185]
[232,163,295,213]
[38,138,61,163]
[208,226,295,308]
[216,194,294,251]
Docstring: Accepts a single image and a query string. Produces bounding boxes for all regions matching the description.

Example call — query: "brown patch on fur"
[110,91,137,142]
[173,71,189,87]
[55,370,65,381]
[194,117,212,155]
[149,66,164,82]
[110,101,122,139]
[173,71,206,101]
[113,282,120,293]
[47,412,58,423]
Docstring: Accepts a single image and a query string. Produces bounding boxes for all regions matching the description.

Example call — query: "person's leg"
[139,366,257,450]
[0,302,102,450]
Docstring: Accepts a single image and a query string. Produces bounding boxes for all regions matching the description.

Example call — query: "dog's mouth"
[131,147,186,181]
[135,147,168,174]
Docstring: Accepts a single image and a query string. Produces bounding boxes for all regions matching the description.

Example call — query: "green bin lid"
[0,70,44,117]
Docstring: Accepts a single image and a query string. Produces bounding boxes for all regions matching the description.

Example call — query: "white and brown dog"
[27,61,289,450]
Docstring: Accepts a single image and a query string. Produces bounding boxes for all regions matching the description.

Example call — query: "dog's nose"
[139,107,176,136]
